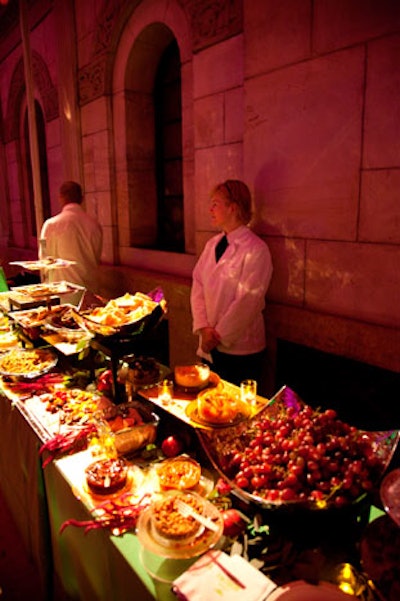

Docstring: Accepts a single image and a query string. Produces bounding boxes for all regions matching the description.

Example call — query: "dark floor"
[0,489,73,601]
[0,489,43,601]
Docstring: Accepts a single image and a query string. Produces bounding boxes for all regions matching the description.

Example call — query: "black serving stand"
[89,304,168,403]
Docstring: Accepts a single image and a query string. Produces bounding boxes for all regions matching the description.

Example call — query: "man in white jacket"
[39,181,103,298]
[191,180,273,389]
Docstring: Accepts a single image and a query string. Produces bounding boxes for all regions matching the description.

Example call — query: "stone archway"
[4,50,59,143]
[111,0,194,268]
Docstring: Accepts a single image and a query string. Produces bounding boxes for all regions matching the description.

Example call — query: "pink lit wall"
[0,0,398,378]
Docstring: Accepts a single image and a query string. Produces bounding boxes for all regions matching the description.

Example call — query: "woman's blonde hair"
[212,179,253,224]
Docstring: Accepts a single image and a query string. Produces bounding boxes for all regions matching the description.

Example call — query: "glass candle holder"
[158,379,174,404]
[240,379,257,406]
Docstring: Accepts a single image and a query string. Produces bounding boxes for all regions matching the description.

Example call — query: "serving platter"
[71,292,165,338]
[136,494,223,559]
[185,399,250,428]
[0,348,58,379]
[43,305,92,344]
[9,258,76,271]
[197,386,399,511]
[11,281,84,299]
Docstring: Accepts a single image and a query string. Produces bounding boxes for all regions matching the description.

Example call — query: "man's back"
[40,202,102,291]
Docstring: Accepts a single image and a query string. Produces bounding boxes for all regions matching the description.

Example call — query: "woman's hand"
[200,327,220,353]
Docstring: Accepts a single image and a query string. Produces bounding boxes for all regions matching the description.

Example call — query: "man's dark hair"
[59,181,83,204]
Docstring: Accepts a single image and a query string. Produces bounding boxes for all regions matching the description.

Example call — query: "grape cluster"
[223,405,383,508]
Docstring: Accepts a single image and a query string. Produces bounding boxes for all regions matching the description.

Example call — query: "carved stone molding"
[78,0,130,106]
[5,50,59,143]
[179,0,243,52]
[78,56,108,106]
[77,0,243,106]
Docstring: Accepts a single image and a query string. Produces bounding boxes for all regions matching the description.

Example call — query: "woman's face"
[209,190,236,230]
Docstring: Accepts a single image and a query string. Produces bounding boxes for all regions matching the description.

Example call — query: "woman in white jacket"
[190,180,273,389]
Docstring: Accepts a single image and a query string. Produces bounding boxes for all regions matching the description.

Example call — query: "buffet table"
[0,392,52,600]
[1,378,398,601]
[0,388,200,601]
[0,289,399,601]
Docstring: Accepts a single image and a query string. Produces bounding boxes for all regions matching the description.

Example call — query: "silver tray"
[197,386,399,511]
[0,348,58,379]
[10,281,84,299]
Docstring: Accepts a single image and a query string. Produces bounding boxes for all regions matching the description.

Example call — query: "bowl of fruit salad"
[197,386,399,511]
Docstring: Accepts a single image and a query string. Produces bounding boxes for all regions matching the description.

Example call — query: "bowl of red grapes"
[198,386,399,510]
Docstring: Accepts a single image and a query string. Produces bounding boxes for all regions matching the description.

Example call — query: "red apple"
[161,435,184,458]
[221,508,247,538]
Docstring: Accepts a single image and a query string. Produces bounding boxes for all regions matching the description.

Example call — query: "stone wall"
[0,0,399,398]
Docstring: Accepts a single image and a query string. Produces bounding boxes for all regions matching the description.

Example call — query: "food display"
[197,386,399,509]
[9,258,77,271]
[10,281,84,298]
[174,364,210,390]
[157,456,202,491]
[0,329,20,351]
[102,401,159,456]
[189,387,249,426]
[10,306,54,328]
[1,287,399,600]
[0,348,57,378]
[150,491,204,543]
[85,457,128,496]
[75,292,163,336]
[118,355,161,388]
[44,305,92,343]
[40,388,102,426]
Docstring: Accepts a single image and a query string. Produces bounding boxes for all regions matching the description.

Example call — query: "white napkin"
[172,550,277,601]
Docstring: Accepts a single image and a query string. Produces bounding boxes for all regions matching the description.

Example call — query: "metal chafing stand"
[87,303,167,403]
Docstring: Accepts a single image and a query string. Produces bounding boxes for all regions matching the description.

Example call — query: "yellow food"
[197,389,245,424]
[87,293,157,327]
[0,348,56,375]
[174,364,210,389]
[151,493,203,540]
[158,457,201,490]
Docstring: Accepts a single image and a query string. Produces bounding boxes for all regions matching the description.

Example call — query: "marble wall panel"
[225,86,244,143]
[194,94,224,148]
[81,97,109,137]
[194,143,243,232]
[85,188,111,228]
[360,170,400,244]
[245,47,363,240]
[193,34,244,99]
[266,236,305,305]
[91,130,112,192]
[82,131,111,195]
[244,0,311,77]
[98,224,114,265]
[82,136,95,193]
[363,34,400,169]
[305,241,400,327]
[314,0,400,54]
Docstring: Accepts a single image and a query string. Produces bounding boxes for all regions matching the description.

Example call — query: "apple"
[216,477,232,496]
[221,508,247,538]
[161,435,184,458]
